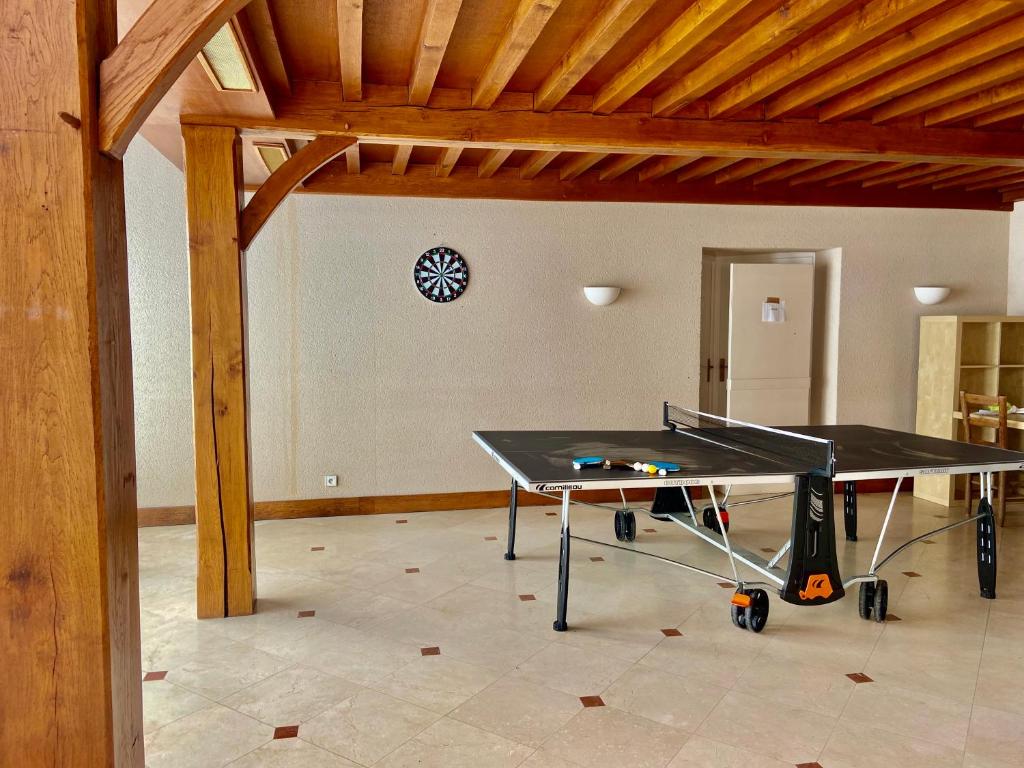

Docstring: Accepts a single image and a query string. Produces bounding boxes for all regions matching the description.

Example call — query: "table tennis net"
[663,403,835,476]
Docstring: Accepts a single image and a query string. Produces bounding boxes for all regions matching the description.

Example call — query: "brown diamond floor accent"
[484,536,498,541]
[590,556,604,562]
[405,567,420,574]
[661,628,682,637]
[796,763,823,768]
[310,546,325,551]
[761,547,776,553]
[579,695,605,708]
[886,614,902,621]
[396,519,408,524]
[273,725,299,739]
[518,594,536,601]
[143,671,167,682]
[718,582,735,588]
[421,646,441,656]
[846,672,873,683]
[297,610,315,618]
[643,528,657,533]
[545,511,558,516]
[922,539,936,544]
[902,571,922,577]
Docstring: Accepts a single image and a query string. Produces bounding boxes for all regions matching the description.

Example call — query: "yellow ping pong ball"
[647,464,658,475]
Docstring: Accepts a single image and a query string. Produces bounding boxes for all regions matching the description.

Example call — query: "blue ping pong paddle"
[572,456,604,469]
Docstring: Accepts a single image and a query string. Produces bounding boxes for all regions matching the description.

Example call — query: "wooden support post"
[182,125,256,618]
[1,0,143,764]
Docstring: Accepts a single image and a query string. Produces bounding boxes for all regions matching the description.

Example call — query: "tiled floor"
[139,493,1024,767]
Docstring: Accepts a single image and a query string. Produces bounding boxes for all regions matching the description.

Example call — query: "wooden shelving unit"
[915,316,1024,506]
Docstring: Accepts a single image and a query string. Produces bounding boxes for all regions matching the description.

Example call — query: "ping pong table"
[474,403,1024,633]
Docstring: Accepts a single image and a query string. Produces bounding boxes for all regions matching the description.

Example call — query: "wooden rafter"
[408,0,464,105]
[1003,188,1024,203]
[99,0,252,158]
[599,153,648,181]
[436,146,464,177]
[750,159,827,185]
[337,0,364,101]
[765,0,1019,119]
[194,99,1024,166]
[788,160,865,186]
[975,99,1024,127]
[819,15,1024,122]
[933,165,1024,189]
[472,0,563,109]
[965,170,1024,191]
[534,0,657,111]
[711,0,947,118]
[345,143,361,174]
[393,145,413,174]
[638,155,701,182]
[652,0,850,117]
[677,157,738,182]
[861,163,945,187]
[824,162,910,186]
[478,148,515,178]
[519,151,560,179]
[715,158,786,185]
[559,152,607,180]
[592,0,754,115]
[925,79,1024,127]
[896,165,982,189]
[874,48,1024,124]
[244,0,292,98]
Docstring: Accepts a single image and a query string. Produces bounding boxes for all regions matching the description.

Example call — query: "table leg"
[504,478,518,561]
[977,472,997,600]
[843,481,858,542]
[554,489,571,631]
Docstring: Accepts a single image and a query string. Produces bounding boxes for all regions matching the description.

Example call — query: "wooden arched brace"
[99,0,255,159]
[239,136,357,250]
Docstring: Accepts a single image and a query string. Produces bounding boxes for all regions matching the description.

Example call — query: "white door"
[727,263,814,426]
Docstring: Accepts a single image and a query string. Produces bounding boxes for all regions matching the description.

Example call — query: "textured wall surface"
[1010,204,1024,314]
[125,139,1011,507]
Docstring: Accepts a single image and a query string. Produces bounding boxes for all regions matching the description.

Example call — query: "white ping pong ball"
[632,462,643,471]
[659,468,667,476]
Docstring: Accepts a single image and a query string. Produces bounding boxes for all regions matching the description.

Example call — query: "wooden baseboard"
[136,481,911,528]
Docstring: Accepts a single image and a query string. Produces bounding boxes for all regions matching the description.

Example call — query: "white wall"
[1010,203,1024,314]
[125,138,1012,507]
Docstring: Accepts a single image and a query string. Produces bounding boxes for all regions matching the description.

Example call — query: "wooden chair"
[960,391,1023,526]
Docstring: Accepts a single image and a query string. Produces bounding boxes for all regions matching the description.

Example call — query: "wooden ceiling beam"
[408,0,465,105]
[860,163,946,187]
[559,152,608,180]
[788,160,866,186]
[535,0,658,112]
[749,159,827,185]
[974,98,1024,127]
[599,153,649,181]
[824,161,910,186]
[337,0,364,101]
[653,0,851,117]
[715,158,787,184]
[711,0,947,118]
[820,15,1024,122]
[874,48,1024,123]
[186,98,1024,166]
[765,0,1019,119]
[677,157,738,182]
[519,150,561,179]
[244,0,292,98]
[897,165,982,188]
[1002,187,1024,203]
[436,146,464,177]
[300,161,1008,210]
[932,165,1021,188]
[345,143,361,174]
[592,0,755,115]
[925,78,1024,126]
[965,169,1024,190]
[478,148,515,177]
[392,144,413,174]
[638,155,701,182]
[472,0,563,109]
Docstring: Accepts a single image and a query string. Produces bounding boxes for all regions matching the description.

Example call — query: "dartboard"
[413,247,469,303]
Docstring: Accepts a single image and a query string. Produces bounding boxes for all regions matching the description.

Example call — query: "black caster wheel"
[730,601,747,629]
[872,579,888,623]
[858,581,875,620]
[614,509,636,542]
[743,589,769,633]
[702,505,730,534]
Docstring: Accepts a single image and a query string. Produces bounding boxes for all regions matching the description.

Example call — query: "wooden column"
[182,125,256,618]
[1,0,143,765]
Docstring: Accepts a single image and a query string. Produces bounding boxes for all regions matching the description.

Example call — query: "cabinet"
[914,315,1024,506]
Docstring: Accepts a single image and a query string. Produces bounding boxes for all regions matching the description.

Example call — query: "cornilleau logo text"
[536,483,583,491]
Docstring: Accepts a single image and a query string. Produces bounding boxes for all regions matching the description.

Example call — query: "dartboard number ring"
[414,247,469,303]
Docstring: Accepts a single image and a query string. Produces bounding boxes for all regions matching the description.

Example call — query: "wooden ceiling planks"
[131,0,1024,210]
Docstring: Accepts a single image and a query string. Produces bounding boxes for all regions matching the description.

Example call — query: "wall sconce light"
[584,286,621,306]
[914,286,951,305]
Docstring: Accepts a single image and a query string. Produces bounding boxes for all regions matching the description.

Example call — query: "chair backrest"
[960,391,1008,449]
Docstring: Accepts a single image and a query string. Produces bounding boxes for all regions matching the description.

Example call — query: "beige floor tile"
[733,650,856,718]
[696,690,834,765]
[297,621,423,686]
[144,705,273,768]
[819,721,964,768]
[450,677,582,747]
[840,680,972,750]
[226,737,361,767]
[301,689,440,765]
[864,643,981,704]
[142,680,213,733]
[375,717,533,768]
[516,749,584,768]
[601,665,727,732]
[165,641,293,701]
[543,706,689,768]
[371,654,500,714]
[666,736,793,768]
[221,665,362,725]
[975,650,1024,715]
[966,705,1024,767]
[511,641,632,697]
[316,590,418,630]
[638,626,763,690]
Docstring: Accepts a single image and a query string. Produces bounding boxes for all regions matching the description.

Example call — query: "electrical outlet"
[324,475,338,488]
